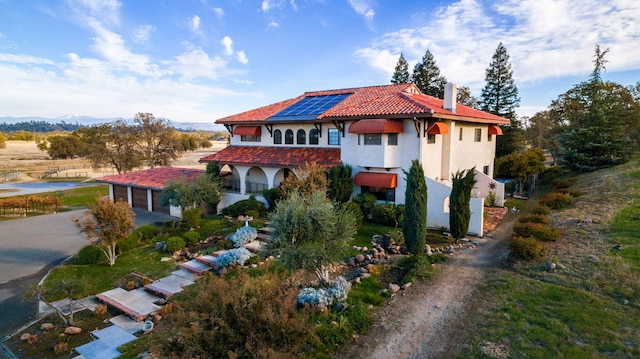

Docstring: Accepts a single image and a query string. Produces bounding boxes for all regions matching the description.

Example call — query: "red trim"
[488,125,503,135]
[426,121,449,135]
[348,119,404,134]
[354,172,397,188]
[233,126,262,136]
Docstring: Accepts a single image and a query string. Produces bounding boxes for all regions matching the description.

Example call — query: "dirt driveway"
[338,214,516,359]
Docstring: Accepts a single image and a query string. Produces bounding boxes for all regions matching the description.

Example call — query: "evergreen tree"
[556,45,638,171]
[391,53,410,84]
[480,43,524,156]
[456,86,479,109]
[328,164,353,203]
[449,168,477,243]
[402,160,427,255]
[411,50,447,97]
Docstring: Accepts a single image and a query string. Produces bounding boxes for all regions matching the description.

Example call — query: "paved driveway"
[0,209,177,339]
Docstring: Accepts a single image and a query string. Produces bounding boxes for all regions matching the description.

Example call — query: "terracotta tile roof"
[199,146,341,168]
[96,167,205,190]
[215,83,509,125]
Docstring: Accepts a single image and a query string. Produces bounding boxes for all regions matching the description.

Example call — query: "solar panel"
[268,93,350,121]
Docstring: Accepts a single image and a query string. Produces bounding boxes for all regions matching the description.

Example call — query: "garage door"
[113,185,128,203]
[131,188,148,209]
[152,190,170,214]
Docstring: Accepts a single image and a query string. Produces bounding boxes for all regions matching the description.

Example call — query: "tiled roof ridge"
[302,83,414,97]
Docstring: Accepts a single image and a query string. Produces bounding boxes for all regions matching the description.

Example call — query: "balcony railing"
[246,181,268,194]
[221,179,268,194]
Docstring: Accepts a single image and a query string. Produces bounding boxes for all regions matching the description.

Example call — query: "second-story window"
[427,134,436,144]
[459,127,463,141]
[274,129,282,144]
[487,132,492,142]
[285,129,294,144]
[297,129,306,144]
[364,133,382,145]
[328,128,340,145]
[388,133,398,146]
[309,128,319,145]
[241,135,260,142]
[475,128,482,142]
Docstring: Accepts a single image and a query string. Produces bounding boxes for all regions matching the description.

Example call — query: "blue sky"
[1,0,639,127]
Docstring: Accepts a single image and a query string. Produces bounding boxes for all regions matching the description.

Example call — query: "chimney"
[444,82,457,113]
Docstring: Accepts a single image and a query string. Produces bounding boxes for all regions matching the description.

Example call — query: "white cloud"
[261,0,296,12]
[268,21,279,29]
[168,48,227,80]
[189,15,202,35]
[354,0,640,91]
[0,53,55,65]
[349,0,375,28]
[237,50,249,64]
[261,0,272,12]
[132,24,154,44]
[67,0,121,26]
[221,36,234,56]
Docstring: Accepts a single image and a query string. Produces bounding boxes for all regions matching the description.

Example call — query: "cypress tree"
[480,42,524,156]
[328,164,353,203]
[391,53,410,84]
[449,168,477,243]
[402,160,427,255]
[411,50,447,97]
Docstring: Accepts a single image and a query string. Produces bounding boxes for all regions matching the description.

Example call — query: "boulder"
[40,323,55,331]
[347,257,356,267]
[355,254,365,263]
[388,283,401,293]
[544,262,556,270]
[64,326,82,335]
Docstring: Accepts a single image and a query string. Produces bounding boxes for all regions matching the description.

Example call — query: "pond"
[0,182,100,197]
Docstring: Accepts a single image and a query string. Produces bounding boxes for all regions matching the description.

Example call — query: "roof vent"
[444,83,457,113]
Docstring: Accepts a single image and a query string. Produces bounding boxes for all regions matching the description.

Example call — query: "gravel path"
[338,215,516,359]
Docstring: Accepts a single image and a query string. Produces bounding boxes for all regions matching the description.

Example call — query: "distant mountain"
[0,116,224,132]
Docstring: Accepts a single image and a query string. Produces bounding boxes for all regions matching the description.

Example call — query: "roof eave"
[431,113,510,125]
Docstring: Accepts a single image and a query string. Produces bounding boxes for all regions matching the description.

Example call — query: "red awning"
[426,121,449,135]
[488,125,503,135]
[353,172,397,188]
[233,126,262,136]
[348,119,404,134]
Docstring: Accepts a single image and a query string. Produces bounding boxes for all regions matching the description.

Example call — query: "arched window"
[273,129,282,144]
[285,129,294,144]
[309,128,319,145]
[297,129,306,144]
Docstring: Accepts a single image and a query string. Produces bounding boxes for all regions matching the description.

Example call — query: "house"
[96,167,204,217]
[200,83,509,236]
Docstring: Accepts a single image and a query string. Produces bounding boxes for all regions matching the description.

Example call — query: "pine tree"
[480,43,524,156]
[449,168,477,243]
[411,50,447,97]
[402,160,427,255]
[391,53,410,84]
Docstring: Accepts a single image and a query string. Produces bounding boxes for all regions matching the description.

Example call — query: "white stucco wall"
[473,169,505,207]
[447,123,497,178]
[426,177,485,237]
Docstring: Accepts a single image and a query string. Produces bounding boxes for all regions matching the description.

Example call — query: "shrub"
[372,203,404,227]
[568,189,585,197]
[553,177,576,189]
[348,276,385,306]
[94,303,107,317]
[518,214,550,225]
[393,255,440,284]
[514,222,561,242]
[297,276,351,311]
[532,205,552,215]
[229,226,258,248]
[76,245,103,265]
[54,341,69,355]
[486,190,498,207]
[117,232,141,253]
[183,231,201,247]
[134,224,158,241]
[262,187,283,210]
[166,236,185,253]
[182,208,201,229]
[510,236,546,260]
[352,193,377,219]
[221,196,266,217]
[341,201,363,228]
[539,191,573,210]
[216,247,252,267]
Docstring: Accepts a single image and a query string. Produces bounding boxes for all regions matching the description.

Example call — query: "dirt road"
[339,214,516,359]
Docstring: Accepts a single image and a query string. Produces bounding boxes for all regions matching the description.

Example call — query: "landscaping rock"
[545,262,556,270]
[40,323,54,331]
[556,263,565,269]
[20,333,37,342]
[388,283,401,293]
[361,273,371,279]
[64,326,82,335]
[347,257,356,267]
[355,254,365,263]
[334,302,348,313]
[401,282,412,290]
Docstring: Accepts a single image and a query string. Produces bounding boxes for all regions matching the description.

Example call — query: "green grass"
[610,204,640,245]
[43,245,176,300]
[55,183,109,208]
[353,221,399,248]
[462,273,640,359]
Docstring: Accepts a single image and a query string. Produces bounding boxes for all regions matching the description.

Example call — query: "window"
[241,135,260,142]
[487,132,492,142]
[388,133,398,146]
[274,129,282,144]
[309,128,319,145]
[297,129,306,144]
[328,128,341,145]
[361,186,396,202]
[285,129,294,144]
[475,128,482,142]
[483,165,490,175]
[427,134,436,144]
[459,127,463,141]
[364,133,382,145]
